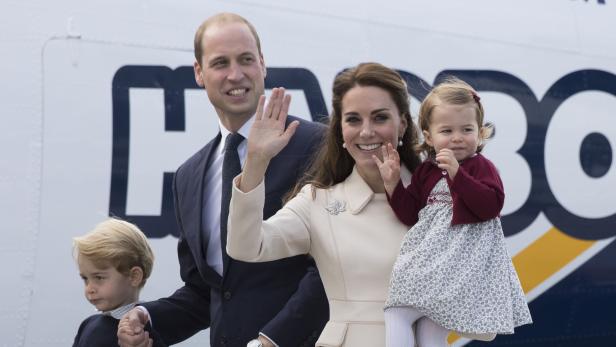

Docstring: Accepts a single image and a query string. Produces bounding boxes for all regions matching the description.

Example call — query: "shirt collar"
[218,116,255,155]
[102,302,139,320]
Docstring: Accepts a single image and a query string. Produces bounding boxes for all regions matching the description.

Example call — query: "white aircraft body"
[1,0,615,346]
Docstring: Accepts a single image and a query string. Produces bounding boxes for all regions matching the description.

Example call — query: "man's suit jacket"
[143,116,329,347]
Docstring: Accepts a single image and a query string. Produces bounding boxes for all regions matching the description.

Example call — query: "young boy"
[72,218,164,347]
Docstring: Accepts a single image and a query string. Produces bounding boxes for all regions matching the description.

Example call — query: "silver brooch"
[325,199,346,215]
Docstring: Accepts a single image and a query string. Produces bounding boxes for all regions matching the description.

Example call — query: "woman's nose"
[360,124,374,137]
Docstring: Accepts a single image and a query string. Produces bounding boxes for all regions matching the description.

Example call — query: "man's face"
[194,21,266,123]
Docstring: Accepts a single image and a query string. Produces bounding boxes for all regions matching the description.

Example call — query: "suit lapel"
[185,133,222,279]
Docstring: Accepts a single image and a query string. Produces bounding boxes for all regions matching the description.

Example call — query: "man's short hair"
[193,12,262,63]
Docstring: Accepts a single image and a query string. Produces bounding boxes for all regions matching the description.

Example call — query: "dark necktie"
[220,132,244,266]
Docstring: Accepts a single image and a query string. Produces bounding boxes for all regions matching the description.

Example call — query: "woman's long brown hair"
[286,62,422,201]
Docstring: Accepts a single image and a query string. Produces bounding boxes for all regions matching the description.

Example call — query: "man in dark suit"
[117,12,328,347]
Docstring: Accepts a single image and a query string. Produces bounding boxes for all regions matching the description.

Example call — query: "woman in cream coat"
[227,63,422,346]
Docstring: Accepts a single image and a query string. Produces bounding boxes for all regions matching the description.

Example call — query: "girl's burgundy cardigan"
[388,153,505,226]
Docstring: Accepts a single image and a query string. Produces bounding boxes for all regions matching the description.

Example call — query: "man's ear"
[194,60,204,88]
[260,54,266,78]
[423,130,433,147]
[128,266,144,288]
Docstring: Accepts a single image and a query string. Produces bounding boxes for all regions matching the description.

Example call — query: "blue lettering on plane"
[110,66,616,240]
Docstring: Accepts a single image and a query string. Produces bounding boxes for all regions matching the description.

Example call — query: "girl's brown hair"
[417,76,493,157]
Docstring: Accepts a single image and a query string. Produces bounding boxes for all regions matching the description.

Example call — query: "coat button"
[223,291,232,300]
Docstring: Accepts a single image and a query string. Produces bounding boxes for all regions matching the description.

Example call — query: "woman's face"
[340,85,406,178]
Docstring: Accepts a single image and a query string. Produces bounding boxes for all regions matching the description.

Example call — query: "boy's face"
[78,256,139,312]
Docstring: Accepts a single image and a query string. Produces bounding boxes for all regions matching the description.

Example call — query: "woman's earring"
[398,140,403,147]
[342,142,347,149]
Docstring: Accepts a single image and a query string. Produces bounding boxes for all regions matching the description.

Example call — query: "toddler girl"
[374,77,532,346]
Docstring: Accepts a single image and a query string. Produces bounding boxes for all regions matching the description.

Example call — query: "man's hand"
[257,335,276,347]
[373,143,401,196]
[435,148,459,179]
[117,308,153,347]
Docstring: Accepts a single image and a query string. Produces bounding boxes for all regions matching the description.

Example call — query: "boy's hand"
[435,148,459,179]
[118,308,152,347]
[373,143,401,196]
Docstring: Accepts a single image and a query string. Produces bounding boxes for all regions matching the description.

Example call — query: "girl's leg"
[415,316,450,347]
[385,306,423,347]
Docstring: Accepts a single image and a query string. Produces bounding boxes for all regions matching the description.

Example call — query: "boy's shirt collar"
[102,301,139,320]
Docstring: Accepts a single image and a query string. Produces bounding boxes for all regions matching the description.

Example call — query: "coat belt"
[328,299,385,323]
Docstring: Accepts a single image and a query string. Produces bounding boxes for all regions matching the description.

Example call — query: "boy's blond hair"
[73,218,154,288]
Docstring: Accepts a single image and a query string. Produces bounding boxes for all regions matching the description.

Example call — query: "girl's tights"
[385,306,450,347]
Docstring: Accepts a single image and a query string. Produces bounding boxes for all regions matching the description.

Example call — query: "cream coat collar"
[341,165,412,215]
[342,166,375,215]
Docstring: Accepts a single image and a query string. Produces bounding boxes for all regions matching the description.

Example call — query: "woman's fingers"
[270,87,284,120]
[381,144,389,161]
[255,95,266,121]
[282,120,299,142]
[262,88,277,120]
[258,87,290,125]
[278,93,291,125]
[391,144,400,161]
[382,143,399,164]
[372,154,383,167]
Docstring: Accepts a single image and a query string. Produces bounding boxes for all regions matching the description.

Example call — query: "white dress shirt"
[202,117,254,275]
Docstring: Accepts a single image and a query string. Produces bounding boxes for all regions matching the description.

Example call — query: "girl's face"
[340,85,406,178]
[78,256,140,312]
[424,102,480,161]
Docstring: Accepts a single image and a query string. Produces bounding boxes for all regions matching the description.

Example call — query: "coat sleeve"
[227,177,313,262]
[449,155,505,222]
[226,176,328,347]
[255,120,329,347]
